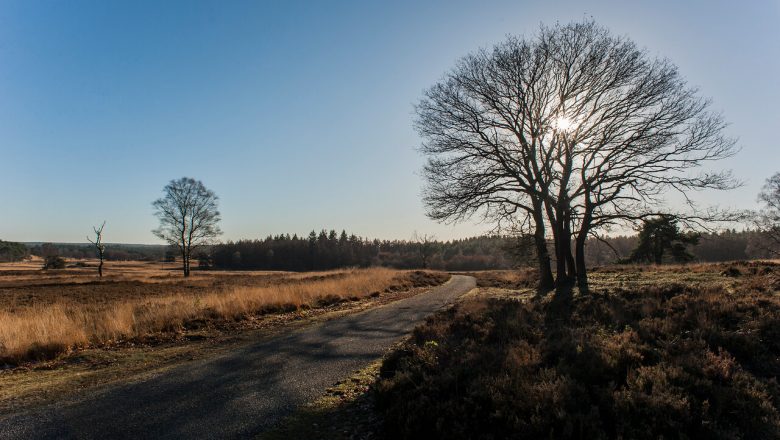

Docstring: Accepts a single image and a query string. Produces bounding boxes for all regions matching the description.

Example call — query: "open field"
[0,259,337,308]
[0,260,449,366]
[4,259,779,438]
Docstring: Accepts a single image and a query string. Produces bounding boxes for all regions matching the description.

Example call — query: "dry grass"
[0,260,363,311]
[0,266,430,365]
[457,268,538,290]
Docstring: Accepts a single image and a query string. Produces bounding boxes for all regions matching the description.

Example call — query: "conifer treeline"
[3,229,774,269]
[210,229,777,271]
[210,231,514,271]
[0,240,28,262]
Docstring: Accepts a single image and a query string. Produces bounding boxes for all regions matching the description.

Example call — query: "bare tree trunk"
[544,199,568,287]
[555,226,567,286]
[564,210,576,279]
[535,233,554,290]
[554,139,575,289]
[575,205,593,292]
[182,229,188,277]
[181,249,189,277]
[555,209,575,288]
[98,259,103,277]
[575,233,588,292]
[532,202,555,290]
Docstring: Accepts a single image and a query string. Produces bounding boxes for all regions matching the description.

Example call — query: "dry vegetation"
[0,260,449,366]
[374,261,780,439]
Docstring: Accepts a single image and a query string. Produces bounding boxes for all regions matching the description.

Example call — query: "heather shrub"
[375,274,780,439]
[42,255,66,270]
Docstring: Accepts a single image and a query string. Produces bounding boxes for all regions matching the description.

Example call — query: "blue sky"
[1,0,778,243]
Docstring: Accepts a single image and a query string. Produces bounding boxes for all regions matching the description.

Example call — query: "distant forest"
[210,228,776,271]
[0,240,28,263]
[19,243,166,263]
[210,232,514,271]
[1,229,775,270]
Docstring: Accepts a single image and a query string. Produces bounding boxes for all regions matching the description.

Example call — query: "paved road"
[0,275,475,439]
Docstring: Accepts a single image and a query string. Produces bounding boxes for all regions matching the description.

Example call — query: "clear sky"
[1,0,778,244]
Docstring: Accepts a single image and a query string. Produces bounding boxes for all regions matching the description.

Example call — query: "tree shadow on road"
[258,361,384,440]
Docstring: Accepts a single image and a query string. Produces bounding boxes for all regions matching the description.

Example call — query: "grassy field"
[0,259,448,366]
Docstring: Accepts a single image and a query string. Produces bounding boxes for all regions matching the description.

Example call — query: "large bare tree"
[417,21,738,291]
[153,177,222,277]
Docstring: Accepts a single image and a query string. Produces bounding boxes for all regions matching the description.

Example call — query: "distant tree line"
[209,228,774,272]
[210,231,515,271]
[25,243,166,261]
[0,240,29,262]
[584,229,775,265]
[4,227,775,271]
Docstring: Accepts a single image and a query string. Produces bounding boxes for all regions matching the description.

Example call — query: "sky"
[1,0,778,244]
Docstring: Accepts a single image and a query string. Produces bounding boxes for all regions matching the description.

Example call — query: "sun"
[553,116,573,132]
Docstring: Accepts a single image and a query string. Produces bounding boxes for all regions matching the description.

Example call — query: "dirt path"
[0,275,475,439]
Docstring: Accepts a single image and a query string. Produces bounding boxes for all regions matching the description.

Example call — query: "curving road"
[0,275,475,439]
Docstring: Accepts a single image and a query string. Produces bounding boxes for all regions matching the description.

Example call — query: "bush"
[42,256,66,270]
[374,278,780,439]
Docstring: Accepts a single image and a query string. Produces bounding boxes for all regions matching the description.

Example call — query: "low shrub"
[375,278,780,439]
[42,256,66,270]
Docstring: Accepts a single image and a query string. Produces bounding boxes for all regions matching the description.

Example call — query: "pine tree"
[627,216,700,264]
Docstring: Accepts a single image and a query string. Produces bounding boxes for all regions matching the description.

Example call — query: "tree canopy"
[626,215,700,264]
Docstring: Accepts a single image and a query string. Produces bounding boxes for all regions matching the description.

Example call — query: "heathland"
[2,258,779,440]
[375,262,780,439]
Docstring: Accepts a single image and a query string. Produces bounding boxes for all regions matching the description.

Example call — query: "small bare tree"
[412,232,437,269]
[87,221,106,277]
[152,177,222,277]
[755,173,780,256]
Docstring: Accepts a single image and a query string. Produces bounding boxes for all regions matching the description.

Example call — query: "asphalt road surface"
[0,275,475,439]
